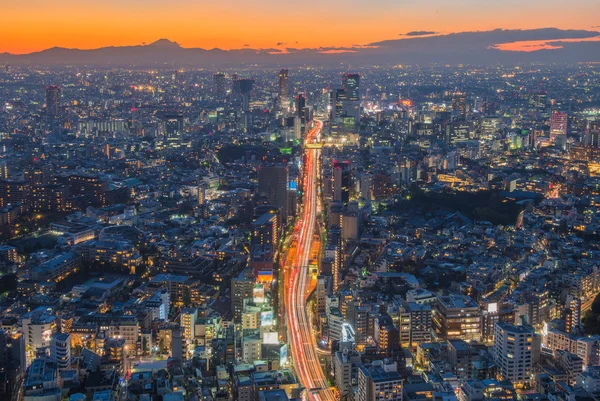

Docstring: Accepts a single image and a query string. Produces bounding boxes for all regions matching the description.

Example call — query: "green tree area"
[394,187,524,226]
[583,293,600,335]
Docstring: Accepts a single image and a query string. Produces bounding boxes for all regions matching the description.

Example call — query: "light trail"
[284,120,338,401]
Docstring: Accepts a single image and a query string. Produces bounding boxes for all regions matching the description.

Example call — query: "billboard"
[261,311,273,327]
[253,284,265,304]
[263,332,278,345]
[280,344,288,366]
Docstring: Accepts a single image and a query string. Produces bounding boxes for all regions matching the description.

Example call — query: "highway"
[285,120,337,401]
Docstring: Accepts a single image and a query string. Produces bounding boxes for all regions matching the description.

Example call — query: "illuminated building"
[357,364,403,401]
[213,72,228,100]
[231,269,255,323]
[493,322,536,386]
[45,85,61,117]
[164,113,184,148]
[31,184,70,213]
[342,73,360,101]
[251,212,279,261]
[79,240,142,274]
[433,294,481,341]
[452,92,467,119]
[550,110,568,140]
[258,163,289,220]
[30,251,81,283]
[21,314,57,366]
[0,161,8,180]
[0,180,29,208]
[50,332,70,370]
[278,69,289,111]
[333,161,351,205]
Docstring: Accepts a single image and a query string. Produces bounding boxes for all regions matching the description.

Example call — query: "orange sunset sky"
[1,0,599,54]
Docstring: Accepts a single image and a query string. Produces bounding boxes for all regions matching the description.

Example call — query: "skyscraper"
[258,163,289,220]
[213,73,227,100]
[45,85,61,117]
[452,92,467,119]
[550,110,568,140]
[342,73,360,101]
[278,69,289,110]
[333,161,351,205]
[295,93,306,119]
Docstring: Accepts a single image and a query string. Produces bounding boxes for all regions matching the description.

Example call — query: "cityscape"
[1,4,600,401]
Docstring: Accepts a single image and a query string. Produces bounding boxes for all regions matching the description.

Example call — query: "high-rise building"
[295,93,306,119]
[433,294,481,341]
[342,73,360,101]
[251,213,279,261]
[333,161,351,205]
[550,110,568,140]
[164,113,184,148]
[0,161,8,180]
[357,364,403,401]
[278,69,289,111]
[258,163,289,220]
[452,92,467,119]
[50,332,70,370]
[45,85,61,117]
[493,322,535,386]
[213,73,228,99]
[231,269,254,323]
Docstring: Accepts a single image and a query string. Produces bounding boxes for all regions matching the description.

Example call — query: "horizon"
[3,0,600,54]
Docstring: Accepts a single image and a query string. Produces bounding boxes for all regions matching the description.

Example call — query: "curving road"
[285,120,337,401]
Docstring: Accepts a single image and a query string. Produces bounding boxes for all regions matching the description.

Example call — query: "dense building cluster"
[0,62,599,401]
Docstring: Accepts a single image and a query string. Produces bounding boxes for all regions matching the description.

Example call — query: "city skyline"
[2,0,600,54]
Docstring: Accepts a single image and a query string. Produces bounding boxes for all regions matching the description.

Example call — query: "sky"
[1,0,599,54]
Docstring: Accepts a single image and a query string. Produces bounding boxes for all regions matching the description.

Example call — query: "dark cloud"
[244,44,250,47]
[400,31,438,36]
[276,42,286,46]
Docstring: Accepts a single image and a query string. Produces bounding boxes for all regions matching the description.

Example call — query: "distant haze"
[1,29,599,66]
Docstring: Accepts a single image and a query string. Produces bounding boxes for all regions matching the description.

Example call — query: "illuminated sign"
[253,284,265,304]
[261,311,273,327]
[263,332,278,345]
[280,344,288,366]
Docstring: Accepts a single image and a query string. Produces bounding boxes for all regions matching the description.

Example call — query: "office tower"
[45,85,61,117]
[342,73,360,101]
[295,93,306,119]
[251,213,279,259]
[236,79,254,130]
[452,92,467,119]
[357,364,403,401]
[333,161,351,205]
[50,332,70,370]
[0,161,7,180]
[164,113,184,148]
[433,294,481,341]
[330,88,345,120]
[493,322,535,386]
[550,110,568,140]
[258,163,289,220]
[278,69,289,110]
[213,72,227,99]
[232,269,254,323]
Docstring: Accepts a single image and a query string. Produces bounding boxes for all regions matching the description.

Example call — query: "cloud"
[244,44,250,47]
[276,42,286,46]
[400,31,438,36]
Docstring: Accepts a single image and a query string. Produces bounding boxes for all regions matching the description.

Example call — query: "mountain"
[1,28,599,66]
